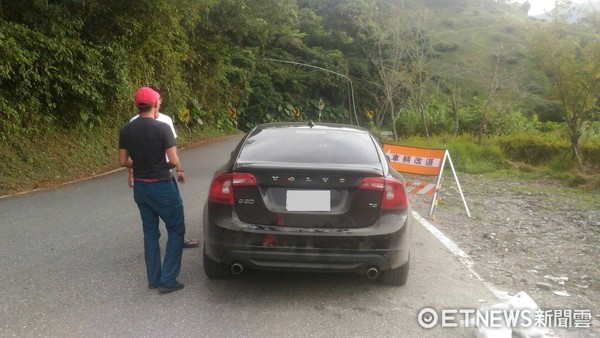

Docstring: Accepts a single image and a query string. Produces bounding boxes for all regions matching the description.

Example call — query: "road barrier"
[404,180,437,195]
[383,144,471,218]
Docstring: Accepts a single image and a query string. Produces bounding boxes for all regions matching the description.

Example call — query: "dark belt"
[134,178,171,183]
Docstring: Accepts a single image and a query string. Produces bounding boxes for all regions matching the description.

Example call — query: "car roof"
[252,122,370,134]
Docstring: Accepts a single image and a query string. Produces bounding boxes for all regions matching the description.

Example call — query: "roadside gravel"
[408,173,600,337]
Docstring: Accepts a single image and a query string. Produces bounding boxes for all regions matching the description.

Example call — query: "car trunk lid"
[231,165,385,228]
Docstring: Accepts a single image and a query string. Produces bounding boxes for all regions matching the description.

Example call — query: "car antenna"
[308,120,315,128]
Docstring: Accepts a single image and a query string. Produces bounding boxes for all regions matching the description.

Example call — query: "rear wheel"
[381,258,409,286]
[203,246,232,279]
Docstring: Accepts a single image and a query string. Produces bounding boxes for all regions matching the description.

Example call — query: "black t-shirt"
[118,118,176,180]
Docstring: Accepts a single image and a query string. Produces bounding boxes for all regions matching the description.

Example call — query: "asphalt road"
[0,135,497,337]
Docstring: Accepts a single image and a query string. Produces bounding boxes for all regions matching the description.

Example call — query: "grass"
[503,170,600,212]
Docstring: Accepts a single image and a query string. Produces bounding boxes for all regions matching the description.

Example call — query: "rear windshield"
[237,127,382,166]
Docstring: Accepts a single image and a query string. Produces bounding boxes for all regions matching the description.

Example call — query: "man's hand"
[128,168,134,188]
[176,170,186,184]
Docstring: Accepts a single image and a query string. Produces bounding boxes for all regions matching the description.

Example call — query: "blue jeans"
[133,180,185,287]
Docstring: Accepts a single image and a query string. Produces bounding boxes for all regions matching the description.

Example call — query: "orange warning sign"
[404,181,437,195]
[383,144,446,176]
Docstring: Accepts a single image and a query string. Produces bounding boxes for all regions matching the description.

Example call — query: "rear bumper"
[219,249,395,273]
[203,203,412,274]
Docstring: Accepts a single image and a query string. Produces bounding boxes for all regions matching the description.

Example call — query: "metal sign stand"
[429,150,471,218]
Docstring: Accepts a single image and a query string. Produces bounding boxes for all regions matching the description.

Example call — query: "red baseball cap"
[133,87,160,106]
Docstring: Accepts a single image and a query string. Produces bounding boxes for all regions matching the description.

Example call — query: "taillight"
[208,172,257,205]
[232,173,257,186]
[381,179,409,210]
[359,177,385,191]
[208,174,233,204]
[359,177,408,210]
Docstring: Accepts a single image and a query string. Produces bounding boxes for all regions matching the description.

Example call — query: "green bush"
[547,153,578,172]
[553,172,587,187]
[495,111,537,135]
[445,136,509,173]
[581,138,600,169]
[498,133,570,165]
[398,134,509,174]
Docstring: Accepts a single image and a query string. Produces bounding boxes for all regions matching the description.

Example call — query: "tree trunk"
[478,107,488,144]
[453,108,459,135]
[390,101,398,141]
[451,89,460,135]
[419,103,430,138]
[571,133,583,171]
[478,54,500,143]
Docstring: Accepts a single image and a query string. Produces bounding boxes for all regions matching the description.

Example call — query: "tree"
[477,50,501,142]
[530,15,600,170]
[437,65,464,135]
[406,8,435,138]
[369,3,435,140]
[369,9,410,139]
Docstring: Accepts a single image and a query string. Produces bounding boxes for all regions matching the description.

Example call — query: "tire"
[203,246,232,279]
[381,258,409,286]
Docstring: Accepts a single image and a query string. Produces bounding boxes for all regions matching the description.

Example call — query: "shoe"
[158,281,184,293]
[148,284,158,289]
[183,239,199,248]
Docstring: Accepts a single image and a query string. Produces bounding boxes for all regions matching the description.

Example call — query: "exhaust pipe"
[366,267,379,280]
[230,262,244,275]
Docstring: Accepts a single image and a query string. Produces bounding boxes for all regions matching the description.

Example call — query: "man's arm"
[119,149,133,168]
[165,146,180,169]
[166,146,185,184]
[128,168,134,188]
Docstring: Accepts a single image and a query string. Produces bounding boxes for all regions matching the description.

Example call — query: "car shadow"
[199,268,404,308]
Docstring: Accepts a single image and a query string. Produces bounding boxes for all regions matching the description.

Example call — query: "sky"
[525,0,556,15]
[517,0,588,16]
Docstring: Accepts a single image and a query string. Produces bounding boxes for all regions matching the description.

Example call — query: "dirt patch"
[408,173,600,336]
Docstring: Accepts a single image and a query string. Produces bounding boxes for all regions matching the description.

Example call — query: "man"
[119,87,185,293]
[128,106,199,249]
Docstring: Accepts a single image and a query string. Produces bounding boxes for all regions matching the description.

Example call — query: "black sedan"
[203,122,412,285]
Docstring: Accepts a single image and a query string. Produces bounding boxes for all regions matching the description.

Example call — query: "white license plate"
[286,190,331,211]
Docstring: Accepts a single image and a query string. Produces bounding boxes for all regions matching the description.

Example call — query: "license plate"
[286,190,331,211]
